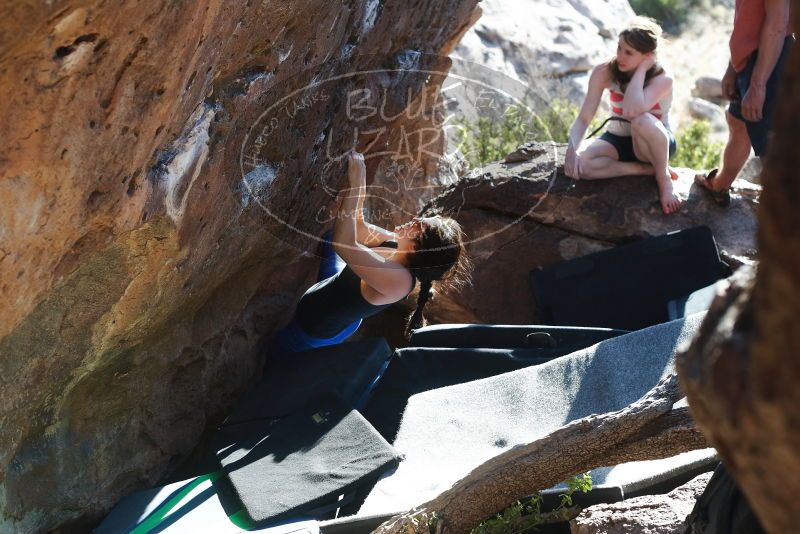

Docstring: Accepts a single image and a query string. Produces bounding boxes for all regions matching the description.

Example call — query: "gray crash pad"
[219,393,400,525]
[359,313,709,515]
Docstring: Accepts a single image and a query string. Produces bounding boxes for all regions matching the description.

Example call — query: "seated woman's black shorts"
[599,130,677,163]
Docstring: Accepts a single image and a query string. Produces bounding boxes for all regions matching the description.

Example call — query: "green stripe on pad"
[128,472,251,533]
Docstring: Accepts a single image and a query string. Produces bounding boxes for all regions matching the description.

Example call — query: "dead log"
[372,374,707,534]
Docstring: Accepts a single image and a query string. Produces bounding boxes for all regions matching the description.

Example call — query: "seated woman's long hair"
[404,216,470,338]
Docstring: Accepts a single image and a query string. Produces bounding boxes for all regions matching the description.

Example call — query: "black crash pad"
[362,346,564,441]
[409,323,627,350]
[223,338,391,426]
[217,393,399,525]
[530,226,730,331]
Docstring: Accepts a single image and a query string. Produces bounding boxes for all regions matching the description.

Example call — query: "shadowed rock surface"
[0,1,480,530]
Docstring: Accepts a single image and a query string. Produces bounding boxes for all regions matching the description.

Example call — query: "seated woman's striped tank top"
[606,79,673,137]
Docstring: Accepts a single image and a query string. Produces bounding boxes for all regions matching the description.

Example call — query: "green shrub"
[456,100,722,172]
[471,473,593,534]
[455,100,601,169]
[671,119,722,170]
[528,99,579,146]
[455,105,535,169]
[629,0,697,29]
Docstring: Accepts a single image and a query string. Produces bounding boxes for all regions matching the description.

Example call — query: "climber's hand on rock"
[348,150,366,190]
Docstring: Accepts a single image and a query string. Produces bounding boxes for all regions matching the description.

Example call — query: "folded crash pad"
[360,313,707,515]
[218,393,400,525]
[362,346,568,442]
[530,226,730,330]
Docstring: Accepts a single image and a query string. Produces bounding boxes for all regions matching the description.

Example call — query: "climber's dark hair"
[607,16,665,91]
[404,215,470,339]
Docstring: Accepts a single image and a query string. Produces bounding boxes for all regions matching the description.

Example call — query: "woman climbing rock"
[274,150,469,353]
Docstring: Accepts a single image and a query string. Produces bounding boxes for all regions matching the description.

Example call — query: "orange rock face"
[0,1,479,530]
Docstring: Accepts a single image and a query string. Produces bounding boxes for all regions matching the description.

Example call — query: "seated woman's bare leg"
[577,138,653,179]
[631,114,681,214]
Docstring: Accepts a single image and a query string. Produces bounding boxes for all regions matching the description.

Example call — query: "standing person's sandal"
[694,169,731,207]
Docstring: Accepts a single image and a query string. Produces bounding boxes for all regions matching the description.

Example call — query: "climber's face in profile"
[615,36,645,73]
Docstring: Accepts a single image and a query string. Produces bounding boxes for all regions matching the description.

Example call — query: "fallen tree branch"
[372,374,707,534]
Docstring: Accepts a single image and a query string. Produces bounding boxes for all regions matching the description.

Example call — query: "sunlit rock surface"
[454,0,635,98]
[571,472,713,534]
[0,0,479,530]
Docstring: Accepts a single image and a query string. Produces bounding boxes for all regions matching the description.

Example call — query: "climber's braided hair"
[404,215,470,339]
[607,16,665,91]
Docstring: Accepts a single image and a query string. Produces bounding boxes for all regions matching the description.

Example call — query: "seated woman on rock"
[274,150,468,353]
[564,17,681,214]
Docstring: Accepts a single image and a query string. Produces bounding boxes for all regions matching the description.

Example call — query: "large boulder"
[419,142,759,324]
[454,0,635,98]
[688,97,727,132]
[0,1,480,531]
[692,76,725,103]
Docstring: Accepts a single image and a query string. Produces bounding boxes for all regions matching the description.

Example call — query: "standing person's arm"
[565,64,606,179]
[722,61,738,101]
[742,0,791,121]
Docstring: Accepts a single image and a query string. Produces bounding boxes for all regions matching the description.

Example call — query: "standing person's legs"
[703,111,752,192]
[701,36,794,192]
[630,114,681,214]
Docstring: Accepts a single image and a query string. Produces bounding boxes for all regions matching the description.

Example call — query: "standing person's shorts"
[729,36,794,157]
[599,129,677,163]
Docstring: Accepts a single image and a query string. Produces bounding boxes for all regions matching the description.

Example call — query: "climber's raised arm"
[333,151,411,300]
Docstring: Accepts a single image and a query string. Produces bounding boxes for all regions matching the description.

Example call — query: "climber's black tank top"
[294,242,416,338]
